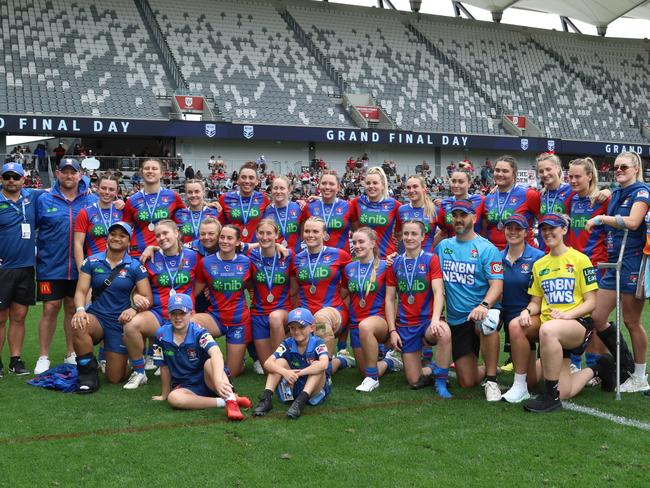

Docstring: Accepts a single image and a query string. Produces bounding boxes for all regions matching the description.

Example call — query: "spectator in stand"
[53,143,66,169]
[185,164,195,180]
[207,155,216,173]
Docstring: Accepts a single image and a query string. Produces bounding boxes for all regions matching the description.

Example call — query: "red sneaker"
[226,400,244,421]
[236,395,252,409]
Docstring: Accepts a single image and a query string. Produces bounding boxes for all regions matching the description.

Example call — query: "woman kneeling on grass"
[152,293,251,421]
[385,220,452,398]
[72,222,152,392]
[252,307,330,419]
[514,214,615,413]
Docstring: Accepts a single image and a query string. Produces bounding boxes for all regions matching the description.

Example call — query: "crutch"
[598,229,629,401]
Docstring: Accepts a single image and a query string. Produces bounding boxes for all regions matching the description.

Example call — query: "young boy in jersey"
[252,307,330,419]
[152,293,251,421]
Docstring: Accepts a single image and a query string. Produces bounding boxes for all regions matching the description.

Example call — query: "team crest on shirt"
[418,263,426,271]
[470,249,478,259]
[161,197,169,203]
[324,255,331,263]
[118,269,128,277]
[565,264,574,273]
[520,263,530,273]
[186,348,198,360]
[630,274,638,284]
[510,197,518,204]
[236,265,243,272]
[336,207,343,214]
[382,203,389,211]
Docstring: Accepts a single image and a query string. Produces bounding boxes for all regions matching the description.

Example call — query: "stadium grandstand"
[1,0,650,178]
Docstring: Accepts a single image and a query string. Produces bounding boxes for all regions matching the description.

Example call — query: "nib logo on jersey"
[297,267,331,282]
[348,281,377,293]
[359,212,388,226]
[137,209,169,222]
[254,271,287,285]
[156,272,191,288]
[487,209,513,223]
[230,207,261,221]
[397,279,427,293]
[211,278,244,292]
[91,224,108,237]
[180,223,193,236]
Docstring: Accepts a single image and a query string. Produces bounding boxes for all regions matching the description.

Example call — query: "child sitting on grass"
[152,293,251,421]
[253,308,330,419]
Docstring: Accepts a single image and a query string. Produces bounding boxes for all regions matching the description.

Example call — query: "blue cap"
[167,293,193,314]
[539,213,567,228]
[2,162,25,177]
[449,199,476,215]
[58,158,81,172]
[503,214,528,229]
[287,307,314,328]
[108,221,133,238]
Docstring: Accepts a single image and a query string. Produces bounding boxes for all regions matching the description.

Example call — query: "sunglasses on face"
[614,164,632,172]
[2,173,22,181]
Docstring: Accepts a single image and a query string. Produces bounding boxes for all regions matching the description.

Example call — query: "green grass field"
[1,305,649,487]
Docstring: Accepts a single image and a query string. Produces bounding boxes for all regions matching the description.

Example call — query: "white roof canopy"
[460,0,650,28]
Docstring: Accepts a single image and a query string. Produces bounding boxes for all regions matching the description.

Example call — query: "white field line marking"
[563,401,650,431]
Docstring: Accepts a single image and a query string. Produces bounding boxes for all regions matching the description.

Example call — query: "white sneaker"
[253,360,264,375]
[64,352,77,365]
[619,373,650,393]
[34,356,50,375]
[356,377,380,392]
[569,363,581,374]
[154,367,161,376]
[501,385,531,403]
[336,350,356,368]
[144,355,156,371]
[384,349,403,372]
[484,380,502,402]
[123,371,148,390]
[99,360,106,375]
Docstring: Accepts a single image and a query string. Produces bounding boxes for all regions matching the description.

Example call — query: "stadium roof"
[453,1,650,30]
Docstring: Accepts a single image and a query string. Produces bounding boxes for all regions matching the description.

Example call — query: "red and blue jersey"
[566,194,608,266]
[606,182,650,261]
[74,203,124,255]
[438,194,484,237]
[350,195,400,257]
[36,179,98,280]
[397,204,439,253]
[482,185,540,250]
[538,183,573,252]
[342,259,387,328]
[174,206,220,243]
[124,188,185,255]
[248,248,293,316]
[153,322,216,388]
[198,252,251,328]
[263,202,302,254]
[386,252,442,327]
[146,248,202,320]
[218,190,270,243]
[290,246,351,314]
[81,252,148,324]
[301,198,353,252]
[0,188,45,269]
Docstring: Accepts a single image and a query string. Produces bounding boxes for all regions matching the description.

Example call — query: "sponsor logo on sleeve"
[152,344,163,361]
[490,262,503,274]
[315,344,328,356]
[199,332,213,349]
[583,266,597,285]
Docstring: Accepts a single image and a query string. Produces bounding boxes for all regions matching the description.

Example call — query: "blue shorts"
[349,327,361,349]
[276,376,331,405]
[600,255,641,294]
[251,315,270,341]
[90,313,127,355]
[397,323,428,354]
[150,308,165,327]
[173,381,216,398]
[217,322,247,345]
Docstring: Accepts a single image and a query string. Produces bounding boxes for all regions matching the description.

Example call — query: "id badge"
[21,222,31,239]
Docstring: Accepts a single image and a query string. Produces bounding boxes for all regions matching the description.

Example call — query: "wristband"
[593,216,602,226]
[480,301,490,309]
[525,308,532,315]
[615,215,626,229]
[389,329,398,335]
[76,307,85,313]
